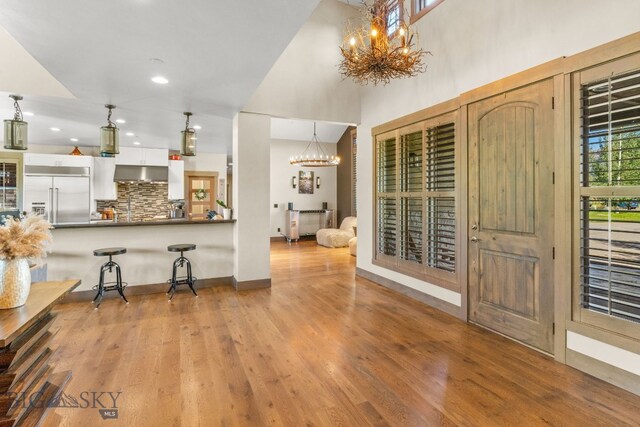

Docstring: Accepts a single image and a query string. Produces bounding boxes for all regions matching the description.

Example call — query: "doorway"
[186,172,218,220]
[467,78,555,354]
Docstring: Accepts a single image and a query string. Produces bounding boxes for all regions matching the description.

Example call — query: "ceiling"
[270,118,349,143]
[0,0,323,154]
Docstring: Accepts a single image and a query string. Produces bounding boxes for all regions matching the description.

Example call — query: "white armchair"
[316,216,357,248]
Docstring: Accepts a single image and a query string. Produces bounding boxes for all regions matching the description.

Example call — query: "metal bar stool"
[92,247,128,309]
[167,244,198,301]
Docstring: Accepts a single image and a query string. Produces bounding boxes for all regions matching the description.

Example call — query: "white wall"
[244,0,361,124]
[270,139,337,237]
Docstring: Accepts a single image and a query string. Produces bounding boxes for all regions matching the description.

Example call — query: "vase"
[223,208,232,220]
[0,258,31,309]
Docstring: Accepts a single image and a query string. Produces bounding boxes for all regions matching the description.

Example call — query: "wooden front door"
[187,175,217,220]
[468,79,555,353]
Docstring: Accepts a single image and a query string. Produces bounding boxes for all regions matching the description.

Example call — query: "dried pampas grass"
[0,215,52,261]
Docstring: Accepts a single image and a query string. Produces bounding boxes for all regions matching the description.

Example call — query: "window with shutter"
[351,130,357,217]
[374,111,457,286]
[575,58,640,330]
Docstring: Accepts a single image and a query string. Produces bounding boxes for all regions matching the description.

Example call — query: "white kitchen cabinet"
[93,157,117,200]
[116,147,168,166]
[168,160,184,200]
[24,153,93,168]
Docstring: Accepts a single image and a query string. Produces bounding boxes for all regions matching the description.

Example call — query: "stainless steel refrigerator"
[23,165,90,224]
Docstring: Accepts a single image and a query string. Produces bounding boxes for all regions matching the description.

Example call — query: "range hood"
[113,165,168,182]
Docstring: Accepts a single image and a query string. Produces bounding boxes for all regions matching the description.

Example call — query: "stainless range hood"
[113,165,168,182]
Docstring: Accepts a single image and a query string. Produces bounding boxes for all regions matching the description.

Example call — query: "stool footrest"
[92,282,128,292]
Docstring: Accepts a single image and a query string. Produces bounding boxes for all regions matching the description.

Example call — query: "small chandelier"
[181,112,196,156]
[339,0,428,85]
[100,104,119,156]
[4,95,28,150]
[290,122,340,167]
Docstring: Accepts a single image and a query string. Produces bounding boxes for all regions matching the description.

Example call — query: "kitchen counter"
[53,218,236,229]
[48,221,234,292]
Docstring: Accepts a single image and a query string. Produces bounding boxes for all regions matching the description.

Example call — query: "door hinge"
[552,247,556,260]
[552,322,555,335]
[552,172,555,184]
[552,97,555,109]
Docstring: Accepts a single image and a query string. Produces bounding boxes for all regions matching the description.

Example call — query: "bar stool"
[92,247,128,309]
[167,244,198,301]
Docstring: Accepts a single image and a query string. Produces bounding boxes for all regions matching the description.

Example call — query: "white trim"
[567,331,640,376]
[368,264,462,306]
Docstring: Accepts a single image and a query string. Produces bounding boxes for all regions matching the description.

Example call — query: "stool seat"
[168,244,196,252]
[94,247,127,257]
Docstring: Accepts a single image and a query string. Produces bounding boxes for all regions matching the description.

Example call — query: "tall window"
[375,112,457,285]
[412,0,445,21]
[577,60,640,327]
[386,0,401,36]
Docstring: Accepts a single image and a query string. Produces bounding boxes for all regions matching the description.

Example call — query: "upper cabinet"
[116,147,169,166]
[23,153,92,168]
[168,160,184,200]
[93,157,117,200]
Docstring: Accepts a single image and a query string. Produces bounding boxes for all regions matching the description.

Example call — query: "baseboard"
[61,276,233,303]
[566,348,640,396]
[356,267,465,320]
[232,277,271,291]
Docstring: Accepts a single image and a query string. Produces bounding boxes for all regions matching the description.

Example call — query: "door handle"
[48,188,53,222]
[54,188,59,224]
[471,223,478,230]
[471,236,480,243]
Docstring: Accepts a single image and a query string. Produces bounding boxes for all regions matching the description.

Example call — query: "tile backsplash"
[97,182,169,221]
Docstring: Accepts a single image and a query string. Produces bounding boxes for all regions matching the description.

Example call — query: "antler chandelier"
[290,122,340,167]
[339,0,428,86]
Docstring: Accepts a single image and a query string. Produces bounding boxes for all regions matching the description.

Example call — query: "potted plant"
[0,215,52,309]
[216,199,232,220]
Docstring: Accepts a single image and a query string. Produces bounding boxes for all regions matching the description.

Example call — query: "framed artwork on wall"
[298,170,314,194]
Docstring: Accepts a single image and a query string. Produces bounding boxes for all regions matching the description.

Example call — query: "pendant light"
[181,112,196,156]
[3,95,28,150]
[100,104,119,157]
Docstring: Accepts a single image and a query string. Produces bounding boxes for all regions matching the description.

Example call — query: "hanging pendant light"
[290,122,340,167]
[3,95,28,150]
[100,104,119,157]
[181,112,196,156]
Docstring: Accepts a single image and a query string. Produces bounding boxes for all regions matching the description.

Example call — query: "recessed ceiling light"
[126,132,135,136]
[193,125,202,130]
[151,76,169,84]
[50,127,61,132]
[115,119,126,124]
[133,141,141,145]
[22,111,34,117]
[70,138,79,142]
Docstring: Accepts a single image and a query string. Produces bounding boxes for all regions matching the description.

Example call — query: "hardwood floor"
[44,240,639,426]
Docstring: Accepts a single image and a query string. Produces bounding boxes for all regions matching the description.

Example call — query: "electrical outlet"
[277,227,281,232]
[274,204,278,208]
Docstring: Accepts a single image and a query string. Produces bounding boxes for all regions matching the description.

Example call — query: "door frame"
[184,170,219,220]
[461,66,567,361]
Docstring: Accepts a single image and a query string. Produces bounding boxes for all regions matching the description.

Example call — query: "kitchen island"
[49,219,235,297]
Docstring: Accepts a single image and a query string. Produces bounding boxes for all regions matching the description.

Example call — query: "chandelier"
[290,122,340,167]
[339,0,428,85]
